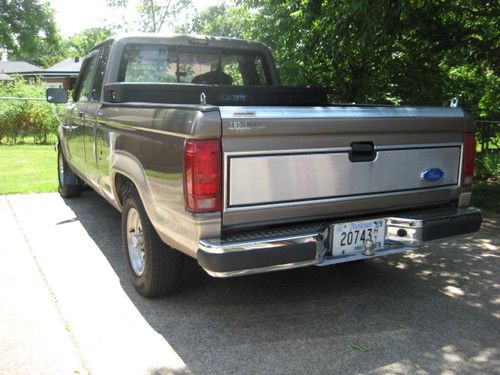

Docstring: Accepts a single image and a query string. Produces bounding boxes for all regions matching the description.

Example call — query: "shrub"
[475,151,500,181]
[0,77,61,144]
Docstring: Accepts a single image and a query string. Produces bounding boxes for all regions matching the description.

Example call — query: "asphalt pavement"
[0,191,499,374]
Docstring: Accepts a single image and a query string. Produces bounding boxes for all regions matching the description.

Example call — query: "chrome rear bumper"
[197,207,482,277]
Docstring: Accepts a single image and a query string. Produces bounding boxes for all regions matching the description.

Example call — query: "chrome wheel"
[126,207,145,276]
[58,152,64,186]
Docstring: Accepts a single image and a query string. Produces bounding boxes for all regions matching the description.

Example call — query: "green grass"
[0,145,58,195]
[0,134,58,145]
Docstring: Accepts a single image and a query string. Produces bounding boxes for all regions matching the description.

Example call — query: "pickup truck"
[47,33,482,297]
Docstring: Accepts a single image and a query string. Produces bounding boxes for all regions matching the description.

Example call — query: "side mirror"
[46,88,68,104]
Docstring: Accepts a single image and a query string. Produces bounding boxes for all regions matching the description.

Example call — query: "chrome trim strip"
[223,150,229,211]
[204,260,318,278]
[386,217,423,228]
[223,143,461,156]
[223,185,458,212]
[219,106,465,119]
[135,126,192,138]
[376,142,462,150]
[98,119,191,138]
[227,147,460,207]
[458,143,464,188]
[224,142,463,157]
[223,143,463,212]
[199,232,321,254]
[203,244,420,278]
[225,147,352,156]
[203,244,419,277]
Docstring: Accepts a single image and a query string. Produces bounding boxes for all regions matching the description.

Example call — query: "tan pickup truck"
[47,34,482,297]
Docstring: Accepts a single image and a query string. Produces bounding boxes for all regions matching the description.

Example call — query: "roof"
[0,61,43,74]
[46,57,82,73]
[106,33,271,54]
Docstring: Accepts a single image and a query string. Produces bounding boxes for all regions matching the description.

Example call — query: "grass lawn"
[0,145,58,195]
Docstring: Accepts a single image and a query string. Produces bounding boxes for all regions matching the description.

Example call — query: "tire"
[122,187,183,297]
[57,147,82,198]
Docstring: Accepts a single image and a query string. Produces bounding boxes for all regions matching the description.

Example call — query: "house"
[0,72,12,84]
[44,57,82,90]
[0,61,43,83]
[0,58,82,90]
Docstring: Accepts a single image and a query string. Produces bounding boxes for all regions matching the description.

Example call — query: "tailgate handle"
[349,142,376,162]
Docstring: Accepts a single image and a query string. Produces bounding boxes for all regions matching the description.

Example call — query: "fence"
[476,121,499,152]
[0,97,47,102]
[0,96,61,144]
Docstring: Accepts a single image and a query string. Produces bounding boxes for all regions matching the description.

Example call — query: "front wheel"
[122,187,183,297]
[57,147,82,198]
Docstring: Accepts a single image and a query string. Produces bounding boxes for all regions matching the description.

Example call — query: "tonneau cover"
[103,83,328,106]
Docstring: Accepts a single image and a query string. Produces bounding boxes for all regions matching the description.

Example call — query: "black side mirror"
[46,88,68,104]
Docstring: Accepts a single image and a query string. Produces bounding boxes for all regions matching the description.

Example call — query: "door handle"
[349,142,376,162]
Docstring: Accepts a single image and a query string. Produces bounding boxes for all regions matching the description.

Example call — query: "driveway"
[1,191,499,374]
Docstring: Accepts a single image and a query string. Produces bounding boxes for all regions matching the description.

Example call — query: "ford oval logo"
[421,168,445,182]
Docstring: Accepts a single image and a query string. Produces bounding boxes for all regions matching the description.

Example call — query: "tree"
[107,0,192,32]
[189,0,499,119]
[178,3,258,39]
[0,0,61,66]
[12,38,66,67]
[66,27,115,56]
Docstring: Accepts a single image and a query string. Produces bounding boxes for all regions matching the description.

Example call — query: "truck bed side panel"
[95,104,222,257]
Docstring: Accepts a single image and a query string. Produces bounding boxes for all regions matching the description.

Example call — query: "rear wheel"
[122,187,183,297]
[57,147,82,198]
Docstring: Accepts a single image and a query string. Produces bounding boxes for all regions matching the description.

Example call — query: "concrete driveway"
[1,191,499,374]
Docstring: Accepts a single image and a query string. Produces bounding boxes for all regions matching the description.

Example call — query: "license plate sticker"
[332,219,385,257]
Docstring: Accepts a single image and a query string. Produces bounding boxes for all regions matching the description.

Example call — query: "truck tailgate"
[220,106,470,229]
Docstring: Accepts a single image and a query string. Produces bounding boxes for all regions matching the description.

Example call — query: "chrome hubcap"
[58,153,64,186]
[126,208,145,276]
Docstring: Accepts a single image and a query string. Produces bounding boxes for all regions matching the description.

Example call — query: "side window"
[91,43,111,101]
[74,55,97,102]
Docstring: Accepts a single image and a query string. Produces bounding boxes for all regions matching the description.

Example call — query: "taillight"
[462,133,476,187]
[184,139,221,213]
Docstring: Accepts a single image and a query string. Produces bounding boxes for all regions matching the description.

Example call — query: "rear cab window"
[117,44,272,86]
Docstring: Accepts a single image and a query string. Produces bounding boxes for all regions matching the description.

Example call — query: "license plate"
[332,219,385,256]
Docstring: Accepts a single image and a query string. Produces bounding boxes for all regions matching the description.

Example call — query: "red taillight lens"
[462,133,476,187]
[184,139,221,213]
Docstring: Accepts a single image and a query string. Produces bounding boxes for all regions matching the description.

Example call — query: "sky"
[47,0,223,37]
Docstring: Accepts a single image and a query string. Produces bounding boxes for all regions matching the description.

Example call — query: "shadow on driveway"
[64,190,499,374]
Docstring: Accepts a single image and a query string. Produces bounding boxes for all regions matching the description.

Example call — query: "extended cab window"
[74,54,98,102]
[118,44,271,86]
